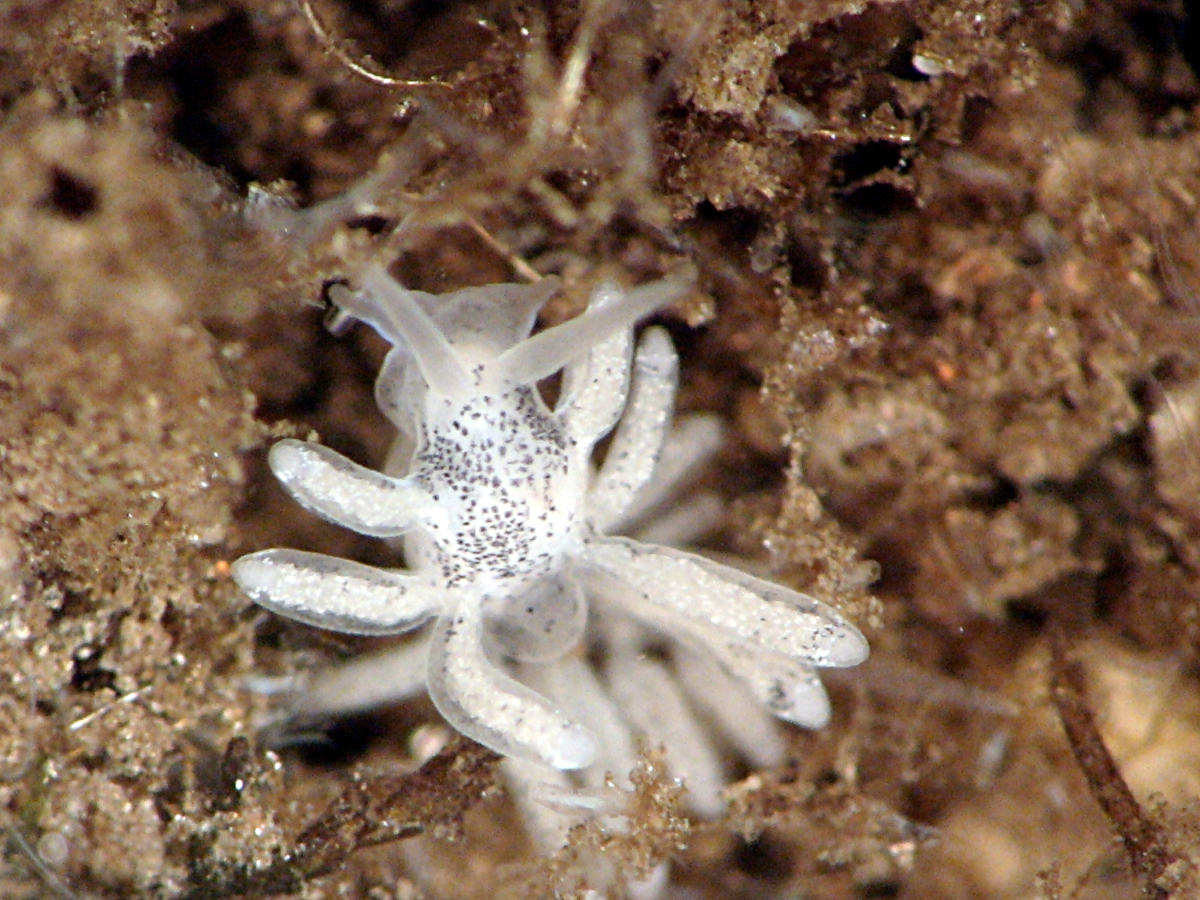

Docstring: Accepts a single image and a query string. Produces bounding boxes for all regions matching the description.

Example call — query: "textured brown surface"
[2,0,1200,897]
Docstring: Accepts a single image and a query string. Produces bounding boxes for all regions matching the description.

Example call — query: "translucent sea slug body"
[233,264,869,773]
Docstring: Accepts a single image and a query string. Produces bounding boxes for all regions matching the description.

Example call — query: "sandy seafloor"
[3,0,1200,897]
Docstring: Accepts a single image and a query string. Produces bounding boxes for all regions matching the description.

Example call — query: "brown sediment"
[2,0,1200,897]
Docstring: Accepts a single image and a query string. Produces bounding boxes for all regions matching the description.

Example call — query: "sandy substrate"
[2,0,1200,897]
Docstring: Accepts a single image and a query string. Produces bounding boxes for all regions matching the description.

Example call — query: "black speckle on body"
[413,386,575,588]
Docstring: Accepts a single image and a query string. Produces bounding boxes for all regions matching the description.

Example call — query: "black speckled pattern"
[412,385,578,587]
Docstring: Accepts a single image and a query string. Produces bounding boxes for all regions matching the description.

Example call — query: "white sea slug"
[232,263,869,774]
